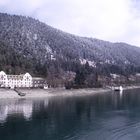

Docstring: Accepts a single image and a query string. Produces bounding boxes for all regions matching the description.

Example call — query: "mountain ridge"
[0,12,140,84]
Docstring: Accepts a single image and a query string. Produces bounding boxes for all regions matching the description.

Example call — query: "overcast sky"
[0,0,140,46]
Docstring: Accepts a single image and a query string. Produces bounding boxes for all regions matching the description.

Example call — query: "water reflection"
[0,89,140,140]
[119,90,123,99]
[0,99,33,123]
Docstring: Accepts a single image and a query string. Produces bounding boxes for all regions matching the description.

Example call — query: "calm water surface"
[0,89,140,140]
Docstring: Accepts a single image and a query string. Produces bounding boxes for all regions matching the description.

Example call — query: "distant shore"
[0,85,140,99]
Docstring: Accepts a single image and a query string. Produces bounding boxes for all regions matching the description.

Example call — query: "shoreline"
[0,88,111,99]
[0,85,140,99]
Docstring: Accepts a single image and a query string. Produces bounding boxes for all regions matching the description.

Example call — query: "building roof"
[32,77,45,80]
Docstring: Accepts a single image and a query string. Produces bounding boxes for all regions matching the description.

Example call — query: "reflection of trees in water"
[1,90,140,124]
[0,93,140,123]
[1,91,140,139]
[38,90,140,123]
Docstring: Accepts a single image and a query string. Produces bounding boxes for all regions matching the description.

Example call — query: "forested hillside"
[0,13,140,87]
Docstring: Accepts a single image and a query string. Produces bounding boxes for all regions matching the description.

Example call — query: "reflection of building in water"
[0,100,33,123]
[119,90,123,99]
[0,106,8,123]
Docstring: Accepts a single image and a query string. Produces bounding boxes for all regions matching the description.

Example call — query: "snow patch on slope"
[80,58,96,67]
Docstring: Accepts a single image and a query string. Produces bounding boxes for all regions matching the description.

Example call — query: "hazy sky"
[0,0,140,46]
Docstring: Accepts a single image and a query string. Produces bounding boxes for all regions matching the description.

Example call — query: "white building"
[0,71,32,89]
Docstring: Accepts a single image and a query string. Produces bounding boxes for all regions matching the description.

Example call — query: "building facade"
[0,71,48,89]
[32,77,48,88]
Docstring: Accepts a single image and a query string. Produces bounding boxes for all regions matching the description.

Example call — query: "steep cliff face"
[0,12,140,77]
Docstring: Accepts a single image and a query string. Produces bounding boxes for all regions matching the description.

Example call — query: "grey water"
[0,89,140,140]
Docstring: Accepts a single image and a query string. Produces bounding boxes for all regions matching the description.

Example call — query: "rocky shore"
[0,85,140,99]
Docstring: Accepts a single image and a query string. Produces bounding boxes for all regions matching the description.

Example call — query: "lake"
[0,89,140,140]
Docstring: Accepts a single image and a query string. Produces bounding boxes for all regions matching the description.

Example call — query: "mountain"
[0,13,140,86]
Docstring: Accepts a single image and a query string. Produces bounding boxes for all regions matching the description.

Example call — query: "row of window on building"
[0,71,48,89]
